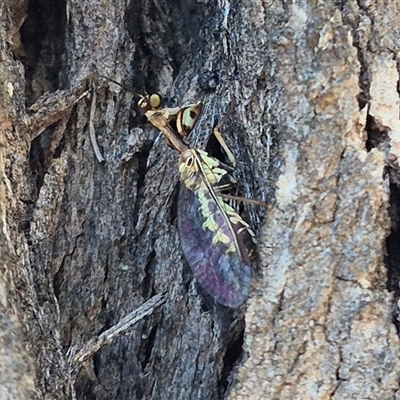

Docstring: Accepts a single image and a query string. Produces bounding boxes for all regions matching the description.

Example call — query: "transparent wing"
[177,182,252,308]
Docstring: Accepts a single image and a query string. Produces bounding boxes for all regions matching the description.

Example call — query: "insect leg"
[220,193,268,208]
[213,112,236,168]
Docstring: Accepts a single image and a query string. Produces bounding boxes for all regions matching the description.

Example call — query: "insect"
[138,94,256,308]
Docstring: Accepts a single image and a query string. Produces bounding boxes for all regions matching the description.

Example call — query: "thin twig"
[71,292,167,366]
[89,89,105,163]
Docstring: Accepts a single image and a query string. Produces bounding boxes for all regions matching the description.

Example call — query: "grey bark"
[1,0,400,399]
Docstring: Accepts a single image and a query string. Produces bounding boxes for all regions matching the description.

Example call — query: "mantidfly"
[138,93,256,308]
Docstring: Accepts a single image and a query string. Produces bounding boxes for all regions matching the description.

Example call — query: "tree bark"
[1,0,400,399]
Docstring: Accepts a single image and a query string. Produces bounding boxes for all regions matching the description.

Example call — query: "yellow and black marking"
[138,93,255,308]
[138,93,202,142]
[179,149,256,255]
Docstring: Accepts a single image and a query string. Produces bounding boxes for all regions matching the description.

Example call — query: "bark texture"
[1,0,400,399]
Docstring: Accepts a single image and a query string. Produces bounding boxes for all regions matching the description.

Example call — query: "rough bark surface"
[1,0,400,399]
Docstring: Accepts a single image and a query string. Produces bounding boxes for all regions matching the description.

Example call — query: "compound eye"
[149,93,162,109]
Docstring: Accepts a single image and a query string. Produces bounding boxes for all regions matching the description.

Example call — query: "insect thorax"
[178,149,228,191]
